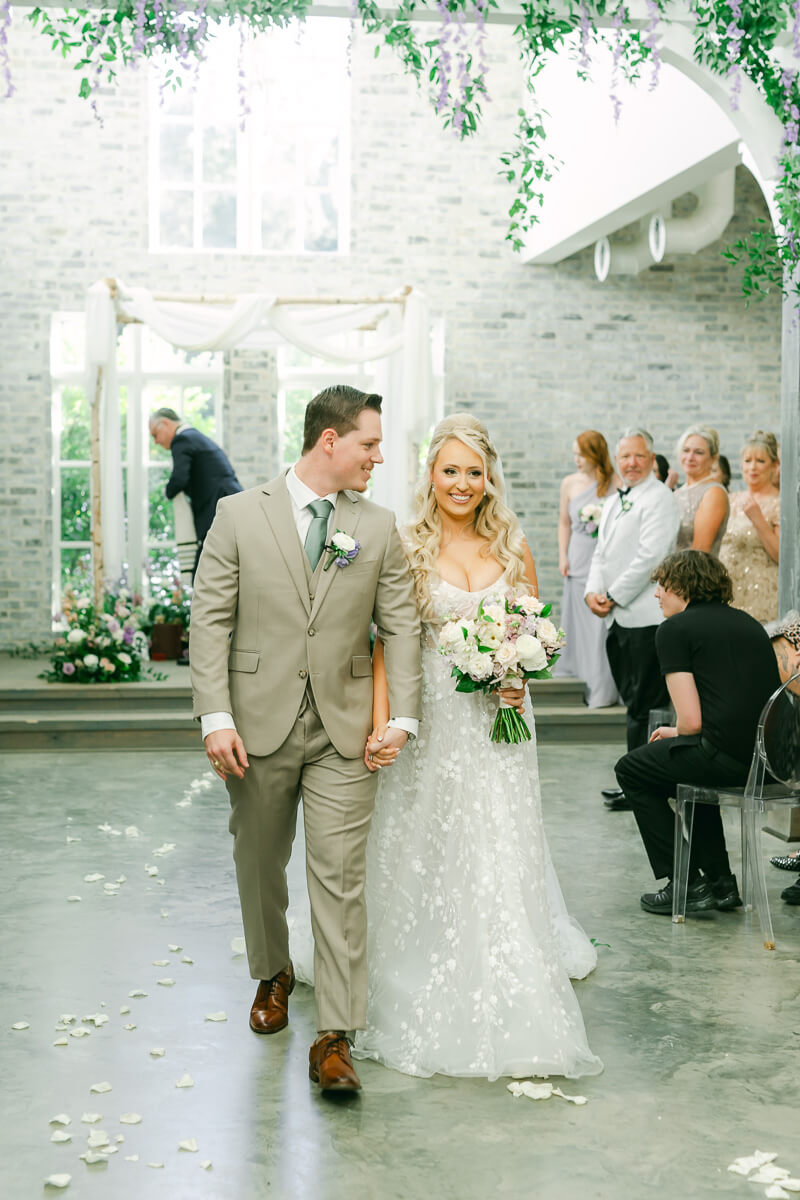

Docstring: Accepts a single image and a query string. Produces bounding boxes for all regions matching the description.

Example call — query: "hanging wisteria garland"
[8,0,800,299]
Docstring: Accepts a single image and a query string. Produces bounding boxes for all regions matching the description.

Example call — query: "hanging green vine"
[7,0,800,299]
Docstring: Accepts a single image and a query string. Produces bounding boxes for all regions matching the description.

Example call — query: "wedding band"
[212,759,222,768]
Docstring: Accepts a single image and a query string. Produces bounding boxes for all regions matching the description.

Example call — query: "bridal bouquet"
[578,502,603,538]
[438,593,565,744]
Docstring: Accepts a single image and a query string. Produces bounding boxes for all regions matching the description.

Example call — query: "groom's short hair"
[302,385,383,454]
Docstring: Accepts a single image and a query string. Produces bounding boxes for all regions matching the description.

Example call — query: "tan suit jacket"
[190,472,422,758]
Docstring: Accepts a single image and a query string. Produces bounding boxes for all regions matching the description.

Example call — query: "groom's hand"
[204,729,249,780]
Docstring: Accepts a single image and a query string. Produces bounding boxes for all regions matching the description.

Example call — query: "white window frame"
[148,18,351,256]
[50,314,224,613]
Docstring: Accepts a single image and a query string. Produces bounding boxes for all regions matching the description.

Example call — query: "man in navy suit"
[149,407,243,579]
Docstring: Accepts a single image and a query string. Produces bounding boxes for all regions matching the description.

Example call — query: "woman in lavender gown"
[555,431,620,707]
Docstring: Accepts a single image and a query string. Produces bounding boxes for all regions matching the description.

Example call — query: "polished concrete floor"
[2,745,799,1200]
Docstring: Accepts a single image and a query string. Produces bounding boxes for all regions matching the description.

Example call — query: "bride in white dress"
[293,413,602,1082]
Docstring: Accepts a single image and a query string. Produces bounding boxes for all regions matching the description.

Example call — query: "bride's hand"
[497,684,526,714]
[364,724,400,771]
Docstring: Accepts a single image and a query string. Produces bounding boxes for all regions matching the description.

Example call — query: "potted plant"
[144,582,191,661]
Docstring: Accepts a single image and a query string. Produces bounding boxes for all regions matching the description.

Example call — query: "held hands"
[204,729,249,780]
[364,724,408,772]
[649,725,678,742]
[586,591,614,618]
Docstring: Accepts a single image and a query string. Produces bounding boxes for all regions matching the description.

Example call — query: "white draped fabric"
[85,279,434,588]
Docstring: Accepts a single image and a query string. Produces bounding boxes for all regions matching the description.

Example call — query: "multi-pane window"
[50,314,224,610]
[150,18,350,254]
[277,339,376,474]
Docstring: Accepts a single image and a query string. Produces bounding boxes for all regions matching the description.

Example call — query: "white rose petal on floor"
[157,978,176,987]
[44,1174,71,1188]
[89,1082,112,1094]
[178,1138,199,1152]
[128,990,148,998]
[506,1080,588,1105]
[152,959,170,966]
[175,1074,194,1088]
[204,1011,227,1022]
[149,1047,165,1057]
[11,1021,30,1030]
[50,1130,71,1143]
[66,896,81,902]
[49,1115,71,1126]
[83,874,104,882]
[80,1114,103,1124]
[86,1130,110,1148]
[53,1038,68,1046]
[119,1114,142,1125]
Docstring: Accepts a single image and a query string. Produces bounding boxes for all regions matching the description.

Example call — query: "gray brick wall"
[0,21,781,644]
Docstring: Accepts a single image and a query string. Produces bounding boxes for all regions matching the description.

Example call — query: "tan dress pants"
[226,690,378,1032]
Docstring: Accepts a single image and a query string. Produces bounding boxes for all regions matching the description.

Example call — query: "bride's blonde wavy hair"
[406,413,527,618]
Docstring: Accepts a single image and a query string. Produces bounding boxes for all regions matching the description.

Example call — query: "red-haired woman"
[555,431,620,706]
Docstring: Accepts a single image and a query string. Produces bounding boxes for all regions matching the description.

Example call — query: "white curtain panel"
[85,279,432,587]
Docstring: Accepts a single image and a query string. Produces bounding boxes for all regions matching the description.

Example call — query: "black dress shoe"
[601,786,625,799]
[770,852,800,871]
[781,879,800,905]
[640,876,716,915]
[710,874,743,911]
[604,794,632,811]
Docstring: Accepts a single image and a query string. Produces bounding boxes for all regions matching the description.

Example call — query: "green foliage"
[25,1,800,300]
[141,582,192,634]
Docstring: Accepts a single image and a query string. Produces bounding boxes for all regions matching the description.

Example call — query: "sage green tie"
[304,498,334,570]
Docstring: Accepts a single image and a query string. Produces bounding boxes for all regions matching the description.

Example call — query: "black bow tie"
[617,486,631,498]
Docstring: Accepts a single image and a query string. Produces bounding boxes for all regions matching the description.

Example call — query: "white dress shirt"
[201,464,418,741]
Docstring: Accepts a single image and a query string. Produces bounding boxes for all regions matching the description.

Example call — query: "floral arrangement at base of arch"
[41,587,151,683]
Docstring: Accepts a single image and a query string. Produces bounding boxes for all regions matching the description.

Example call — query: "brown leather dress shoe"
[309,1033,362,1091]
[249,962,295,1034]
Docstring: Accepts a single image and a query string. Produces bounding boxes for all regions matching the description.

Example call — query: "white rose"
[517,594,544,616]
[439,621,464,649]
[495,642,520,669]
[477,620,504,650]
[535,618,559,648]
[516,634,547,672]
[464,650,494,680]
[76,597,91,610]
[117,652,132,666]
[67,629,86,644]
[83,654,99,670]
[332,532,356,553]
[481,602,506,624]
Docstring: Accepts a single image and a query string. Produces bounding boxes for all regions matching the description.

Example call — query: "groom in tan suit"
[190,385,422,1092]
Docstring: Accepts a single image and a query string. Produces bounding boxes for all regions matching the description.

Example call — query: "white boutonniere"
[323,530,361,571]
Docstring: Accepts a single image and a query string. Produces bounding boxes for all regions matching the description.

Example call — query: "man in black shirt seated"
[615,550,781,914]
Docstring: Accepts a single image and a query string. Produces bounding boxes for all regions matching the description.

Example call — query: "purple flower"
[62,662,76,676]
[1,0,14,99]
[123,626,135,645]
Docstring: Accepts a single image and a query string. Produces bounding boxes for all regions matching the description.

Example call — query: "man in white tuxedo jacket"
[585,429,680,804]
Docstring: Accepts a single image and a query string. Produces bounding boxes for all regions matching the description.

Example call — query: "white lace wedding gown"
[291,574,602,1082]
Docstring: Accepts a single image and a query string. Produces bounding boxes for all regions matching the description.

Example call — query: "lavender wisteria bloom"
[643,0,661,91]
[794,0,800,59]
[474,0,490,99]
[578,2,592,73]
[609,3,626,124]
[434,0,454,117]
[1,0,14,99]
[725,1,744,111]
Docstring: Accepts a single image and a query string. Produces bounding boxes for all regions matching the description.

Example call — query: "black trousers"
[615,737,749,882]
[605,622,670,751]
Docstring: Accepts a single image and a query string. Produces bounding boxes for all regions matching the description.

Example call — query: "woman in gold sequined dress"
[719,431,780,623]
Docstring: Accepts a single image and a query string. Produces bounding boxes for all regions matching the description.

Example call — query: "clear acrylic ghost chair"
[647,707,675,741]
[672,672,800,948]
